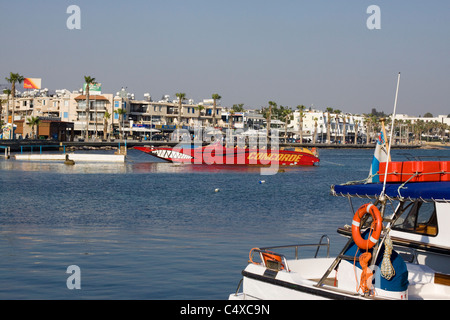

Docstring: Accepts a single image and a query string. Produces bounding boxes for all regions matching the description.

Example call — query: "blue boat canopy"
[332,182,450,202]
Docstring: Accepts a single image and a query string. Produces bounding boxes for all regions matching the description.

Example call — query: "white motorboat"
[229,161,450,300]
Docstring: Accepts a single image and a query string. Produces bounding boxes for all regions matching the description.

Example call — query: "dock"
[14,153,125,162]
[0,139,422,153]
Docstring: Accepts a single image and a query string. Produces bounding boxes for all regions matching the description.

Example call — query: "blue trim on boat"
[332,182,450,201]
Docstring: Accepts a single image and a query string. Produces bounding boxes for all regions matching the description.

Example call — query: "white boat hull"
[233,258,368,300]
[231,257,450,300]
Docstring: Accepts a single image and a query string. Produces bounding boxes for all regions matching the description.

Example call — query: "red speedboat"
[134,145,319,166]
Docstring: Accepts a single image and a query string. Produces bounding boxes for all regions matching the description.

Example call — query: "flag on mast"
[369,132,389,182]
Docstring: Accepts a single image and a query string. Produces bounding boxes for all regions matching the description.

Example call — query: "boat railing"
[393,245,417,264]
[261,235,331,260]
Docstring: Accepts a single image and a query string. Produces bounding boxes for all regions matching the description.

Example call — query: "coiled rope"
[381,235,395,280]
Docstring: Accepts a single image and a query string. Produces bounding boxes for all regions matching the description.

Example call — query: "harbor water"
[0,146,449,299]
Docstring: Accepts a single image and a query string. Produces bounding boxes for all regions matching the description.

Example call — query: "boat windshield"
[392,201,438,236]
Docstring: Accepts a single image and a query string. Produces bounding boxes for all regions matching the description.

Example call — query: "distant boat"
[134,145,319,166]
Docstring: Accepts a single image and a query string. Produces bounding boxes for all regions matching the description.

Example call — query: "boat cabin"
[333,181,450,275]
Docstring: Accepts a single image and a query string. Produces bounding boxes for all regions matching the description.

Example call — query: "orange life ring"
[351,203,383,250]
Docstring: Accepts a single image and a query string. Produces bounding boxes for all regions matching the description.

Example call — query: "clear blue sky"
[1,0,449,116]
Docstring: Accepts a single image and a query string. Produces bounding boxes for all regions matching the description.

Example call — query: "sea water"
[0,146,448,299]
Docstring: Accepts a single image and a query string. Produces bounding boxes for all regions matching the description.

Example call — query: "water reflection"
[2,149,319,174]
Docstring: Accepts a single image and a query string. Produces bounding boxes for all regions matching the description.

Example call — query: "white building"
[395,114,450,126]
[290,110,367,143]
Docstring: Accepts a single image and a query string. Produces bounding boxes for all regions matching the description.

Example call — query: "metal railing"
[261,235,331,260]
[20,144,66,154]
[234,235,331,296]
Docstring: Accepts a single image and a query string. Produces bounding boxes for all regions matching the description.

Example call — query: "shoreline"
[1,140,442,152]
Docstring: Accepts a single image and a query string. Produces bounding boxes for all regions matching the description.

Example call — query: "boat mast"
[381,72,401,197]
[371,72,401,267]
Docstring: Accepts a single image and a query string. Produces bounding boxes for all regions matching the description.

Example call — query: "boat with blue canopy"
[230,161,450,300]
[229,75,450,299]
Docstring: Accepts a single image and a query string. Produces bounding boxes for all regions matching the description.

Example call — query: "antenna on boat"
[381,72,401,198]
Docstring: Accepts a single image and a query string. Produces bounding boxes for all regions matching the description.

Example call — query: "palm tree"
[211,93,221,126]
[414,119,424,144]
[232,103,245,112]
[325,107,333,143]
[27,116,40,139]
[229,104,244,130]
[363,115,371,144]
[342,114,347,144]
[115,108,127,140]
[333,109,342,143]
[296,105,306,143]
[312,117,318,143]
[5,72,24,140]
[83,76,97,140]
[175,93,186,126]
[0,96,4,127]
[194,105,205,141]
[282,108,293,142]
[266,101,277,138]
[2,89,11,125]
[354,119,359,144]
[196,104,205,126]
[404,119,412,144]
[103,111,111,141]
[229,108,235,129]
[438,121,448,143]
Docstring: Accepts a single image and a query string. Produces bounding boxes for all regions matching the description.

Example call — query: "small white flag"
[369,132,388,183]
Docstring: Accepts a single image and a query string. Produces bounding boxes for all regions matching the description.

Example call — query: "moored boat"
[230,74,450,300]
[229,165,450,300]
[134,145,319,166]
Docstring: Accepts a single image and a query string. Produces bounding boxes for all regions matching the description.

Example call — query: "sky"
[1,0,449,117]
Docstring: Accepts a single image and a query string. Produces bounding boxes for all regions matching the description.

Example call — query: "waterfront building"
[128,96,222,129]
[220,111,265,130]
[0,88,223,140]
[2,87,446,143]
[15,117,75,141]
[290,109,367,143]
[395,113,450,126]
